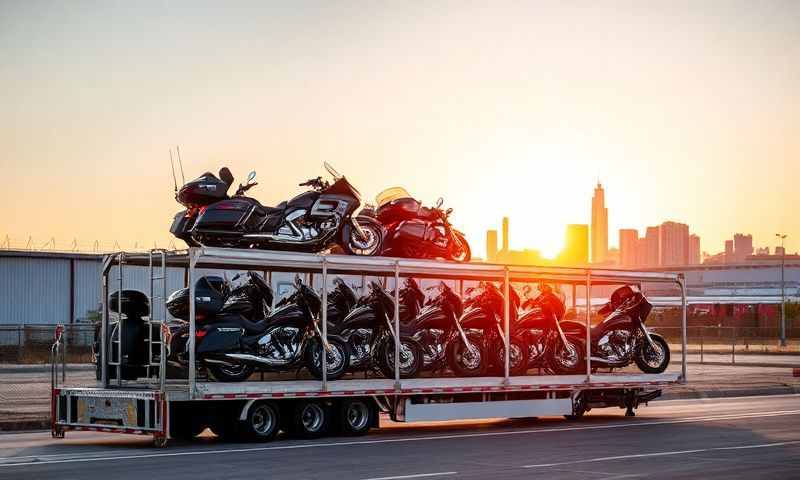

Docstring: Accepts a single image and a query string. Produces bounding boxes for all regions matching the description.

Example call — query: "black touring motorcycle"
[170,162,383,256]
[167,273,351,382]
[558,285,670,374]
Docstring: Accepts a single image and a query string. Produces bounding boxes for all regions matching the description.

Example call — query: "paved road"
[0,394,798,479]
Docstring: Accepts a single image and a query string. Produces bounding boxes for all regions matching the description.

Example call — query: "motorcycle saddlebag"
[196,323,244,354]
[193,199,251,231]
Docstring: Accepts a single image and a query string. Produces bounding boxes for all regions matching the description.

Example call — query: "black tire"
[341,217,384,256]
[450,231,471,262]
[208,404,242,441]
[549,337,586,375]
[447,334,486,377]
[634,334,671,374]
[335,398,374,436]
[377,337,424,379]
[289,400,331,439]
[491,336,529,376]
[564,392,588,420]
[305,337,350,380]
[239,401,280,442]
[208,363,255,382]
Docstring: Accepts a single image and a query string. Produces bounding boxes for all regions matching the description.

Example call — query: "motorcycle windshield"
[375,187,413,208]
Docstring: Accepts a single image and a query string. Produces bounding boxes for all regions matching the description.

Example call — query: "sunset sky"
[1,1,798,258]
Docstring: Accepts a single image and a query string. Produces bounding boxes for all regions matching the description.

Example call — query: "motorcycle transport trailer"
[50,247,688,447]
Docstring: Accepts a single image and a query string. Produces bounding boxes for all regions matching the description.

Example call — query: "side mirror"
[436,198,444,209]
[247,171,257,184]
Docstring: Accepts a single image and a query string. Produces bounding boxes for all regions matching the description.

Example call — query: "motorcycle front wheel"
[491,336,529,376]
[634,334,670,374]
[376,337,424,379]
[342,219,384,256]
[305,337,351,380]
[549,337,586,375]
[447,334,486,377]
[450,231,471,262]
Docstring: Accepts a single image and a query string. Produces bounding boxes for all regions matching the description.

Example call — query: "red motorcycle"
[372,187,471,262]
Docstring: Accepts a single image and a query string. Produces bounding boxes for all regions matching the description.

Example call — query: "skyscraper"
[486,230,498,262]
[644,226,660,266]
[561,224,589,265]
[659,221,690,266]
[689,234,701,265]
[619,229,639,266]
[591,183,608,263]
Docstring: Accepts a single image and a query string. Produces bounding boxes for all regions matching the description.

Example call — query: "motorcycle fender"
[337,305,377,331]
[558,320,587,336]
[197,325,244,354]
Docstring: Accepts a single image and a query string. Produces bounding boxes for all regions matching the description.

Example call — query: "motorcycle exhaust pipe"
[223,353,290,367]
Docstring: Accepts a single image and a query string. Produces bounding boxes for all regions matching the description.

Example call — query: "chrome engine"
[597,329,632,362]
[258,327,301,362]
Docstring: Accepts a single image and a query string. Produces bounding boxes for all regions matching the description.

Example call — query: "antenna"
[169,149,178,192]
[176,145,186,184]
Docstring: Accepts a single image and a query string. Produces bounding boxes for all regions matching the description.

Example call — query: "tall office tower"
[502,217,509,253]
[733,233,753,262]
[644,226,660,266]
[486,230,498,262]
[562,224,589,265]
[619,229,640,267]
[591,182,608,263]
[636,237,648,267]
[659,221,690,266]
[725,240,734,263]
[689,234,701,264]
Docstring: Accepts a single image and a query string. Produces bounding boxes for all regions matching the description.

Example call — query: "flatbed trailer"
[50,247,687,446]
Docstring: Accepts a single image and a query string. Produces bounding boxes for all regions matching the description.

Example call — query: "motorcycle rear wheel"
[208,363,255,382]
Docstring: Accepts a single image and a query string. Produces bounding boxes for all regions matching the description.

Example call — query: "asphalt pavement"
[0,394,798,479]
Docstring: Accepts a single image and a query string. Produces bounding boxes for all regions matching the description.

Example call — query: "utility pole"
[776,233,787,347]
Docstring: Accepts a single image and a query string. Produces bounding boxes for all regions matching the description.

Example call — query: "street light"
[776,233,787,347]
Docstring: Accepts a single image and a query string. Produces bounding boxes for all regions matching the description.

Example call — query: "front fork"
[312,320,333,353]
[452,311,479,356]
[638,321,657,349]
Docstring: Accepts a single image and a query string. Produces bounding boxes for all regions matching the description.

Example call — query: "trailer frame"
[51,247,687,445]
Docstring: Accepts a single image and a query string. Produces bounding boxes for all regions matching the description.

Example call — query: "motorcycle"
[170,162,384,256]
[372,187,470,262]
[330,280,424,378]
[558,285,670,374]
[180,274,351,382]
[458,282,530,376]
[514,284,587,374]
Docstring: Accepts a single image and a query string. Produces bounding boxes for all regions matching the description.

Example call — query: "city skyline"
[1,2,798,258]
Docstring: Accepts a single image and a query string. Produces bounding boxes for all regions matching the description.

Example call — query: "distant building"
[619,229,639,267]
[725,240,734,263]
[591,182,608,263]
[486,230,498,262]
[606,247,620,265]
[636,236,648,267]
[659,221,689,266]
[559,224,589,265]
[644,226,660,266]
[689,234,701,265]
[776,246,786,256]
[733,233,753,262]
[756,247,770,255]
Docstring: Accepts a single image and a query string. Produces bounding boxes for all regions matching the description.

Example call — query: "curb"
[0,364,95,374]
[659,385,800,401]
[687,361,800,368]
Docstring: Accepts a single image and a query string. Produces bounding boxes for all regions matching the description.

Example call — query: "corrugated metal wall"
[0,257,71,325]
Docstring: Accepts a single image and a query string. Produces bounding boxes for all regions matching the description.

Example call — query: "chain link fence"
[0,324,95,363]
[652,325,800,364]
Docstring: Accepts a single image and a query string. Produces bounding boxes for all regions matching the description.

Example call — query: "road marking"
[521,440,800,468]
[360,472,457,480]
[656,393,800,403]
[2,409,799,468]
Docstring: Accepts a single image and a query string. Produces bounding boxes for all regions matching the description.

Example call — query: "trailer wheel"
[564,393,588,420]
[335,398,373,436]
[289,400,331,438]
[239,401,280,442]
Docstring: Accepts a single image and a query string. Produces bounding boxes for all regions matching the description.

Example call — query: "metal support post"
[503,268,510,384]
[117,254,124,386]
[188,248,199,398]
[700,327,704,364]
[679,275,688,383]
[100,256,111,388]
[585,272,592,383]
[321,257,328,391]
[394,261,401,390]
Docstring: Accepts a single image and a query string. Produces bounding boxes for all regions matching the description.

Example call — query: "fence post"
[18,326,24,363]
[700,327,704,364]
[731,328,736,365]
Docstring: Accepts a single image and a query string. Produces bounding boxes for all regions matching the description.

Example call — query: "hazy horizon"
[1,1,798,258]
